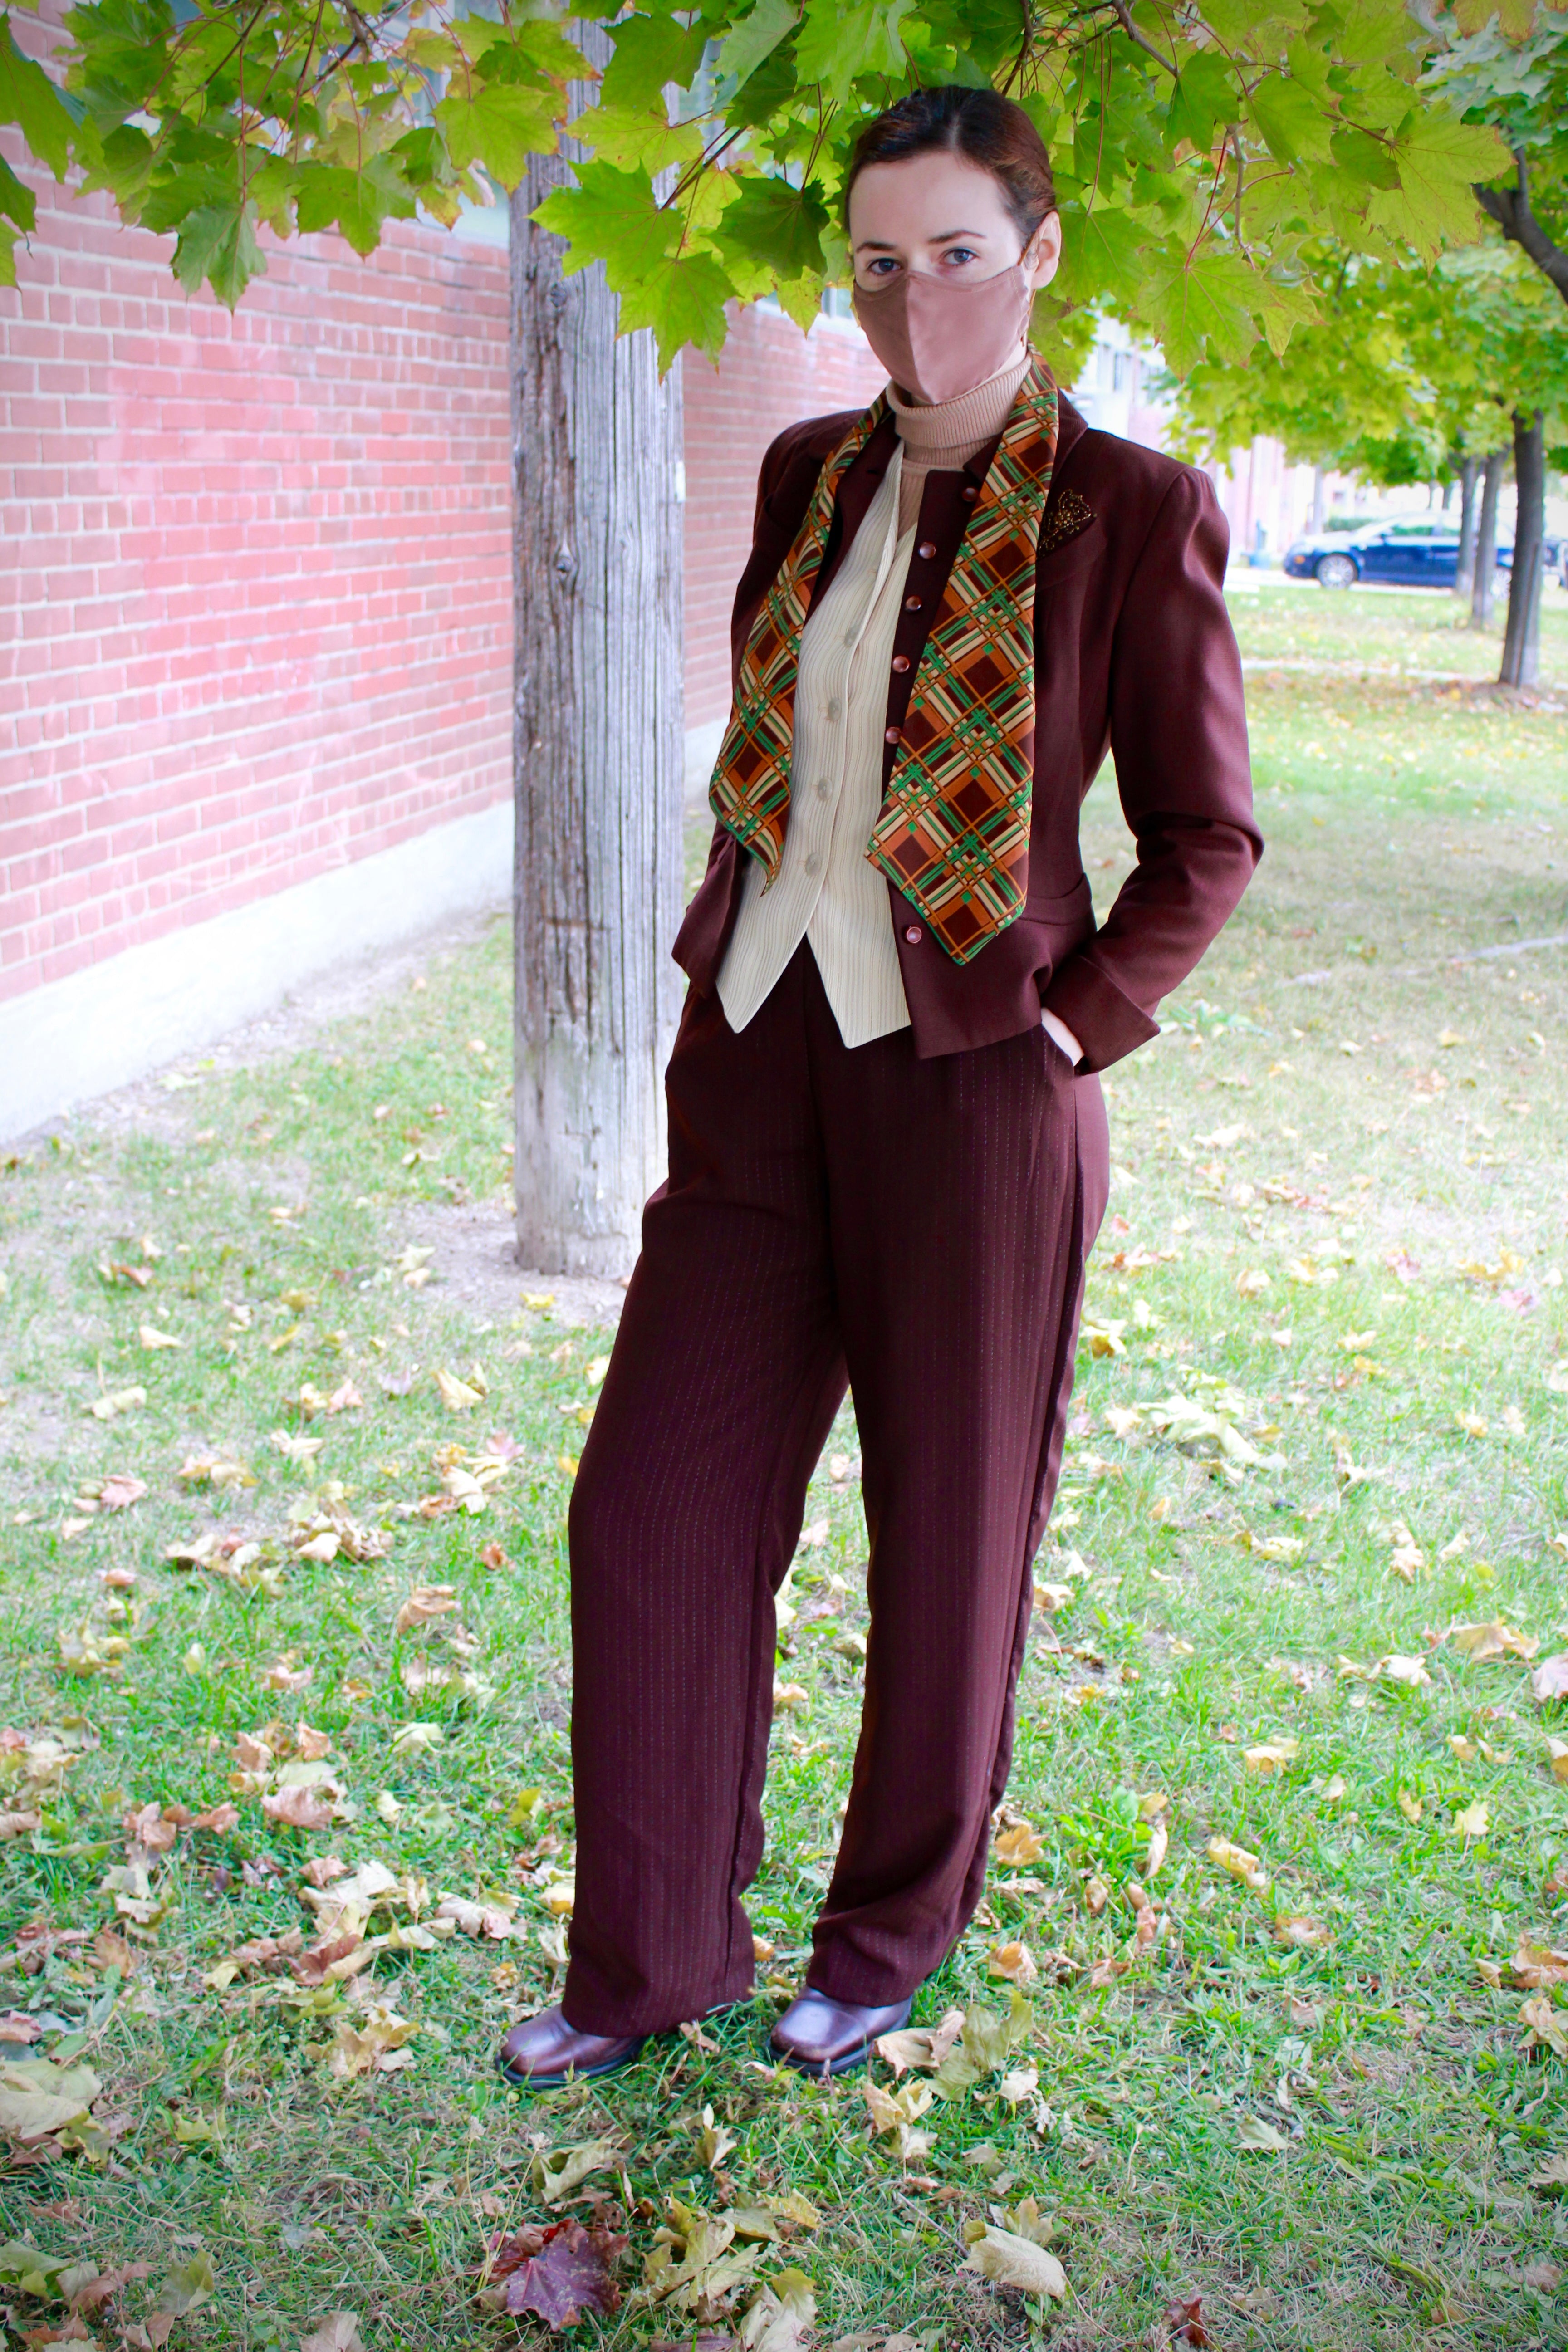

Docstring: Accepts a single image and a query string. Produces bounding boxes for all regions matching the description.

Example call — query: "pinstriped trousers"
[559,936,1109,2036]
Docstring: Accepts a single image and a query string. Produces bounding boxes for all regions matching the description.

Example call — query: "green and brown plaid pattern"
[710,356,1058,958]
[707,395,889,885]
[865,358,1058,962]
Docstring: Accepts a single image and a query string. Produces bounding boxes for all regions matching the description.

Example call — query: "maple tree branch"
[1104,0,1176,78]
[1474,146,1568,312]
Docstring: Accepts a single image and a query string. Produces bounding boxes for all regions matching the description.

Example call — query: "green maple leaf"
[773,271,827,334]
[437,80,563,189]
[564,102,703,176]
[2,13,74,177]
[530,158,677,288]
[616,246,735,372]
[1248,71,1337,165]
[1250,272,1318,357]
[794,0,915,102]
[1369,109,1512,259]
[715,0,800,97]
[1166,49,1237,157]
[1054,201,1147,309]
[1329,124,1402,190]
[0,148,34,284]
[171,199,265,307]
[711,171,827,278]
[1147,248,1259,374]
[599,12,708,111]
[294,157,414,256]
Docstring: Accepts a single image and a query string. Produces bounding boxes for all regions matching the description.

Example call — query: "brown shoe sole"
[494,1994,755,2091]
[495,2034,647,2090]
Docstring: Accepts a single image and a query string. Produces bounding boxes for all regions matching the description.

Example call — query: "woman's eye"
[942,245,979,266]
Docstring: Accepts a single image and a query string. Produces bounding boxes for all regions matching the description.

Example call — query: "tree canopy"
[1166,233,1568,486]
[1,0,1523,376]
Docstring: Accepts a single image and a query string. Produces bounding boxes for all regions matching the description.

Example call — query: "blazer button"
[884,725,901,745]
[961,484,979,499]
[904,924,923,944]
[916,539,936,559]
[891,653,910,673]
[904,593,921,610]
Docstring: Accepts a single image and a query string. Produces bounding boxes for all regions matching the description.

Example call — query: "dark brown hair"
[841,86,1057,250]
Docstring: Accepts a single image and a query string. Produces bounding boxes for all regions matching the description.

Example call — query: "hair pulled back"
[841,85,1058,251]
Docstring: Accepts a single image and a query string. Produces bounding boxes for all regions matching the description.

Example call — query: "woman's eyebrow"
[853,226,989,251]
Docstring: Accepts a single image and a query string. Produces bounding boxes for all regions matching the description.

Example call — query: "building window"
[1112,350,1134,393]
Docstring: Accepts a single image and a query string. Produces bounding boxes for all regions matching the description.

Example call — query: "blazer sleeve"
[1040,466,1262,1074]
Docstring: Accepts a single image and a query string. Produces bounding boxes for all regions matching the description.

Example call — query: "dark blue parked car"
[1282,516,1562,588]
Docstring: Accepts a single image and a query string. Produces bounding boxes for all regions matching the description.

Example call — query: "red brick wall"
[682,303,887,731]
[0,166,512,1005]
[0,139,890,1009]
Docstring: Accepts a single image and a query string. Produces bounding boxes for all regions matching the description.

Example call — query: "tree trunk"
[1454,454,1480,597]
[1499,407,1545,690]
[1470,446,1504,628]
[1310,466,1324,533]
[509,26,685,1276]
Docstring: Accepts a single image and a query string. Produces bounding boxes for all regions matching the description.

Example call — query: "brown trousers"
[560,939,1109,2036]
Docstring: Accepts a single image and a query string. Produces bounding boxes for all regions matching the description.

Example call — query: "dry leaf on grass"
[482,2220,630,2333]
[874,2008,965,2076]
[328,2004,418,2078]
[1237,2114,1290,2152]
[1208,1838,1270,1894]
[1448,1620,1539,1661]
[993,1819,1044,1867]
[1520,1997,1568,2060]
[395,1583,459,1635]
[1513,1944,1568,1989]
[530,2138,622,2205]
[1450,1802,1489,1840]
[986,1940,1038,1985]
[1532,1656,1568,1704]
[1244,1739,1300,1774]
[1162,2292,1213,2347]
[261,1785,338,1833]
[862,2077,934,2161]
[962,2225,1067,2299]
[739,2267,815,2351]
[299,2315,365,2352]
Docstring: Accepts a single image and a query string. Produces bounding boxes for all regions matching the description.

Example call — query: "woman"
[500,84,1259,2087]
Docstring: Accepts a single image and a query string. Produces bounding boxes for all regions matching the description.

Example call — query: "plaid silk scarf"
[708,353,1059,965]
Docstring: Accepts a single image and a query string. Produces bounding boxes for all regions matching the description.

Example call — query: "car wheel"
[1315,552,1357,589]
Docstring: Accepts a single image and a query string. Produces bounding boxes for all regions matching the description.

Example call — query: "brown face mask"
[851,261,1035,405]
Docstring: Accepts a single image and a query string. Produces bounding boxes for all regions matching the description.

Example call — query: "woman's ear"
[1024,210,1063,292]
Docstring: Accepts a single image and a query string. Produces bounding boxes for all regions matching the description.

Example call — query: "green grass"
[2,581,1567,2350]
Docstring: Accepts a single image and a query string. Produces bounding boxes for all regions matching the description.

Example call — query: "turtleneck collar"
[885,348,1033,460]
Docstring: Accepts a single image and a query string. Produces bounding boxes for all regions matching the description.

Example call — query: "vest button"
[904,924,923,944]
[904,594,921,610]
[916,539,936,559]
[891,653,910,673]
[884,725,901,745]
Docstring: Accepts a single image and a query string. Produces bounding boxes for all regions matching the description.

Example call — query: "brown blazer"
[672,386,1261,1074]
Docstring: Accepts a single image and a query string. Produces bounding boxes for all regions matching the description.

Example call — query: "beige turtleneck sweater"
[716,344,1081,1065]
[886,349,1032,534]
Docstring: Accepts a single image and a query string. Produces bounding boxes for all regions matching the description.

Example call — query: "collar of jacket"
[807,379,1091,617]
